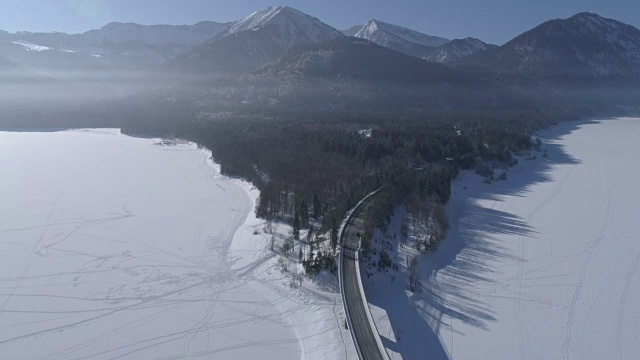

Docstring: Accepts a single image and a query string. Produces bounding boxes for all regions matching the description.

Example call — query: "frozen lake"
[365,117,640,360]
[426,118,640,359]
[0,130,300,359]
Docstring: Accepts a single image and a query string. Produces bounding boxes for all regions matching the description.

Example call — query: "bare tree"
[265,219,275,234]
[282,237,294,257]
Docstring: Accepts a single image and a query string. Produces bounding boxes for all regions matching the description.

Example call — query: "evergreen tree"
[307,224,314,242]
[300,201,309,228]
[330,217,339,251]
[312,193,322,219]
[293,209,301,240]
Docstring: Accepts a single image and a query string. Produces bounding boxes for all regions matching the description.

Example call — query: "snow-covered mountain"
[424,37,496,63]
[166,6,345,74]
[351,19,449,58]
[259,37,472,84]
[0,21,231,79]
[0,39,107,78]
[341,25,362,37]
[2,21,229,49]
[81,21,229,47]
[165,37,529,113]
[454,12,640,85]
[224,6,343,48]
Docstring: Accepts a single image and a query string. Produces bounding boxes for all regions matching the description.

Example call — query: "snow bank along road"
[340,193,387,360]
[0,130,300,359]
[384,117,640,360]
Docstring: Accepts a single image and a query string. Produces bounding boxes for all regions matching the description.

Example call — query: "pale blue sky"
[1,0,638,44]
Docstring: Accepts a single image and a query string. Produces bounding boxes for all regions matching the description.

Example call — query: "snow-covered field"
[365,117,640,359]
[0,129,352,359]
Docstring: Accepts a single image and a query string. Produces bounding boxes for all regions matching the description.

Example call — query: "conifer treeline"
[122,108,584,233]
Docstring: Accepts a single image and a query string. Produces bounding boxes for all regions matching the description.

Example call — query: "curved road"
[340,195,386,360]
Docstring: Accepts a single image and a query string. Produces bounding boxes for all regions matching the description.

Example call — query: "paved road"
[340,196,386,360]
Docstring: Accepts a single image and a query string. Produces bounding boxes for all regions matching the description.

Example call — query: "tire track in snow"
[0,209,54,318]
[562,172,613,360]
[616,250,640,360]
[515,165,574,360]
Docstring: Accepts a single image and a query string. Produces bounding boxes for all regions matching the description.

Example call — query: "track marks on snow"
[515,165,575,360]
[616,250,640,360]
[561,171,614,360]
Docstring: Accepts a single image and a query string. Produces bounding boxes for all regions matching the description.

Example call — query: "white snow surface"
[354,19,449,49]
[364,118,640,359]
[224,174,356,360]
[11,41,51,52]
[226,6,344,49]
[0,129,353,360]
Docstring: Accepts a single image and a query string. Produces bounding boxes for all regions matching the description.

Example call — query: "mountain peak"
[567,12,617,29]
[101,21,138,29]
[564,12,640,37]
[228,6,312,33]
[354,19,449,49]
[225,5,343,49]
[424,37,496,63]
[453,11,640,84]
[569,12,605,21]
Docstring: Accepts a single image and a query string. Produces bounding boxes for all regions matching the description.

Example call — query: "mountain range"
[453,12,640,86]
[0,20,230,80]
[2,6,640,113]
[165,6,343,74]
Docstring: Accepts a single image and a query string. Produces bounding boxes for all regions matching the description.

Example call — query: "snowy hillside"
[0,21,230,76]
[424,37,497,63]
[166,6,345,74]
[355,19,449,48]
[0,39,107,74]
[341,25,362,37]
[352,19,449,58]
[223,6,344,49]
[81,21,230,46]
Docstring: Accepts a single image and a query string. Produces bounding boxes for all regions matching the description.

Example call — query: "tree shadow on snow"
[367,120,594,360]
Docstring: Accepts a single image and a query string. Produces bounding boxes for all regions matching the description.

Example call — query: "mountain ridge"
[165,6,344,75]
[424,37,497,63]
[453,12,640,85]
[349,19,449,58]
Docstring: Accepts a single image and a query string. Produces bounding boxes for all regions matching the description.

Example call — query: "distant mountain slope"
[260,37,471,84]
[81,21,230,47]
[0,54,25,80]
[0,21,231,77]
[2,21,229,49]
[164,37,528,112]
[351,19,449,58]
[0,39,109,77]
[424,38,497,63]
[341,25,362,37]
[166,6,345,74]
[454,12,640,86]
[224,6,343,48]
